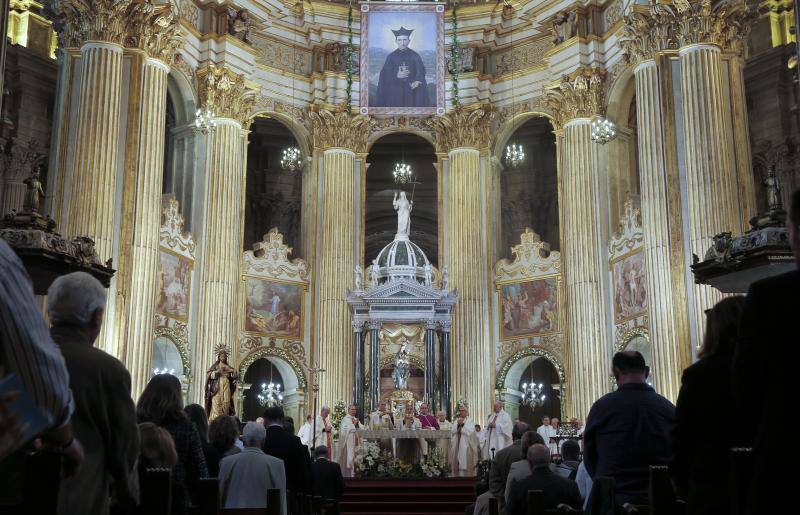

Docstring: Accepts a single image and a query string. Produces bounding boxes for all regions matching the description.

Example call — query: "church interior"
[0,0,797,512]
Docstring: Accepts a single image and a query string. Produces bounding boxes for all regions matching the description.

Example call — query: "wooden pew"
[137,468,172,515]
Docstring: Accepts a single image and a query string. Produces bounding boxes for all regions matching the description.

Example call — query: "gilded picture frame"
[155,247,193,322]
[497,275,561,341]
[610,249,648,323]
[360,2,445,116]
[242,275,306,340]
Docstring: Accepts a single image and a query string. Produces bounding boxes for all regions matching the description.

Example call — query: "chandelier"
[504,143,525,168]
[193,108,216,134]
[257,382,284,407]
[152,367,175,376]
[393,162,413,184]
[281,146,303,172]
[591,116,617,144]
[520,381,546,408]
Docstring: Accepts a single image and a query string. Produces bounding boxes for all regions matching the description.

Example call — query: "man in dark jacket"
[311,446,345,515]
[263,405,312,514]
[506,444,582,515]
[488,421,529,511]
[583,351,674,505]
[733,188,800,514]
[48,272,139,515]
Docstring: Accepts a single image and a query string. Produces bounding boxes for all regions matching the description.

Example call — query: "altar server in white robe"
[297,414,313,447]
[450,405,477,476]
[483,400,513,458]
[337,404,362,477]
[313,406,333,449]
[536,415,555,448]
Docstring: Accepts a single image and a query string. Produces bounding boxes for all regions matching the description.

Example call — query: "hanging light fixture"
[153,367,176,376]
[591,116,617,144]
[504,143,525,168]
[520,381,546,408]
[258,381,284,407]
[393,162,413,184]
[281,9,304,173]
[194,108,216,134]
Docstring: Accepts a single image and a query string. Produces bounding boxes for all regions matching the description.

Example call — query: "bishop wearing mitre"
[483,400,513,457]
[338,404,362,477]
[450,405,478,477]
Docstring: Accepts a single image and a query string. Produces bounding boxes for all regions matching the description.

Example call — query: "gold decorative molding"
[242,228,309,282]
[432,105,493,152]
[196,64,258,126]
[124,2,182,63]
[52,0,131,48]
[495,228,561,282]
[608,196,644,261]
[621,1,757,65]
[159,196,195,257]
[309,107,372,152]
[545,68,605,128]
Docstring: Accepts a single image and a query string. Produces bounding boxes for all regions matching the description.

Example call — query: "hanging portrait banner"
[360,2,445,116]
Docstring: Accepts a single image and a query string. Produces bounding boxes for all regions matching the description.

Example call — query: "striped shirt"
[0,239,73,428]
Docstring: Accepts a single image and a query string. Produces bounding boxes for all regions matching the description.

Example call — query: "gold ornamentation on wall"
[124,2,182,63]
[52,0,131,48]
[378,323,424,361]
[432,105,493,152]
[242,228,309,281]
[545,68,605,129]
[496,37,552,74]
[621,1,757,65]
[196,64,258,126]
[496,229,562,282]
[309,107,372,152]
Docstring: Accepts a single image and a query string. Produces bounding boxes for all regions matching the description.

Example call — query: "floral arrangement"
[330,400,347,439]
[354,441,450,478]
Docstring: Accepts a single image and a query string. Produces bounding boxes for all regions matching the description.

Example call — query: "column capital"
[52,0,131,48]
[621,1,756,64]
[545,68,605,130]
[352,320,366,333]
[309,107,371,153]
[125,2,182,64]
[424,320,438,331]
[367,321,382,331]
[197,65,258,127]
[432,105,493,153]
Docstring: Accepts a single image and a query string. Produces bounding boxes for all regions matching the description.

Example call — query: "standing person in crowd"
[338,404,362,476]
[504,431,545,504]
[436,410,451,430]
[673,296,746,515]
[505,444,582,515]
[555,439,581,479]
[734,188,800,515]
[283,416,295,435]
[314,406,333,449]
[418,403,439,429]
[488,421,529,513]
[262,405,311,514]
[311,446,345,515]
[47,272,139,515]
[219,422,286,514]
[0,240,83,470]
[138,422,178,469]
[185,404,220,477]
[536,416,554,444]
[137,374,208,514]
[209,415,242,460]
[297,414,314,447]
[484,400,513,457]
[583,351,674,505]
[450,405,477,476]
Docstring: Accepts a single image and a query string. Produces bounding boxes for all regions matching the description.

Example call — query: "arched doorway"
[498,350,565,425]
[365,133,438,265]
[242,357,286,422]
[516,357,562,427]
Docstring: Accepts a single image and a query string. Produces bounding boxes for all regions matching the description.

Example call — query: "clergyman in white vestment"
[313,406,333,449]
[337,404,362,477]
[450,406,477,476]
[483,400,513,457]
[297,414,313,447]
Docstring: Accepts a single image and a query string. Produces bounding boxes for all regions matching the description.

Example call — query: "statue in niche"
[393,338,412,390]
[23,164,46,213]
[552,10,577,45]
[423,263,432,286]
[764,165,783,212]
[228,9,253,44]
[393,191,413,237]
[205,348,239,420]
[354,264,363,290]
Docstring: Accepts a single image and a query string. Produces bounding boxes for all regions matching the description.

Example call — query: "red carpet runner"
[340,477,476,515]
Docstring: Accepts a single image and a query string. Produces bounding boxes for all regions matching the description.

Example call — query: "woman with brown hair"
[137,374,208,514]
[138,422,178,469]
[672,296,747,515]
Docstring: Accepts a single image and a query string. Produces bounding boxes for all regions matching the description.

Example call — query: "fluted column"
[309,109,371,408]
[434,107,493,421]
[353,323,365,419]
[440,326,451,418]
[424,321,437,409]
[192,66,256,402]
[368,322,381,412]
[547,71,611,419]
[632,60,691,400]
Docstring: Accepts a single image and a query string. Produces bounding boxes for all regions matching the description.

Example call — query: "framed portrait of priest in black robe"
[360,3,445,116]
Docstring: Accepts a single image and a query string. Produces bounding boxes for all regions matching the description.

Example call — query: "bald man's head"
[527,443,551,470]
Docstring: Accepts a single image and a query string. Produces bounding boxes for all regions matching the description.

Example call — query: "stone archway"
[495,348,566,424]
[238,347,307,423]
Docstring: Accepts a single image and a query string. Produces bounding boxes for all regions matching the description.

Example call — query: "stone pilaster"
[433,106,494,420]
[309,108,371,408]
[547,71,611,419]
[192,65,257,401]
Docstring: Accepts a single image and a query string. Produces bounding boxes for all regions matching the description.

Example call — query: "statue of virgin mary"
[393,191,413,237]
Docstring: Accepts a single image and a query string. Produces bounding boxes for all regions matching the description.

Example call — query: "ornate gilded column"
[621,10,692,400]
[547,71,612,419]
[117,5,181,398]
[309,108,371,408]
[433,107,493,421]
[192,65,256,401]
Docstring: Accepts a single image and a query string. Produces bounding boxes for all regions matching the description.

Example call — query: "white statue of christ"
[393,191,413,237]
